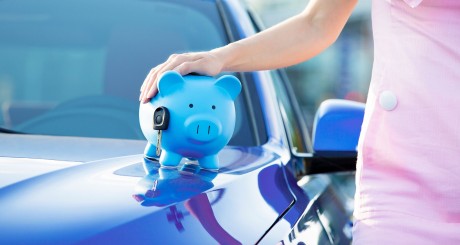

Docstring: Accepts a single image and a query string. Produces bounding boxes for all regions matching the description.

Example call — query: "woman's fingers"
[140,67,159,103]
[174,58,214,76]
[140,52,222,103]
[140,54,188,103]
[139,67,155,100]
[140,54,180,100]
[140,56,177,103]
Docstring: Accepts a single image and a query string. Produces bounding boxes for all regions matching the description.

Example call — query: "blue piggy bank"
[139,71,241,170]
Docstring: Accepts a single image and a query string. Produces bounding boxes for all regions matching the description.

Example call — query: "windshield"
[0,0,258,146]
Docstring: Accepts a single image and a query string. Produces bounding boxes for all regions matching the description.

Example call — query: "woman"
[140,0,460,243]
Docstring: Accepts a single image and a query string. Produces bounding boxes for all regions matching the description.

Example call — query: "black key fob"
[153,106,170,130]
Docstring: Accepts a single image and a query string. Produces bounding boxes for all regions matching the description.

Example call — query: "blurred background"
[0,0,373,137]
[244,0,373,128]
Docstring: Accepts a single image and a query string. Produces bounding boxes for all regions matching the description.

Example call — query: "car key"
[153,106,170,156]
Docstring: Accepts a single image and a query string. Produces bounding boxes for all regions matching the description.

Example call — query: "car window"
[270,70,312,154]
[0,0,259,146]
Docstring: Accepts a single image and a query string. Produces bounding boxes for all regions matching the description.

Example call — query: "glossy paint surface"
[0,145,300,244]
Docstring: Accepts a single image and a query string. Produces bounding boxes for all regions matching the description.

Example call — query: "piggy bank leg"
[160,151,182,167]
[198,155,219,170]
[144,143,159,159]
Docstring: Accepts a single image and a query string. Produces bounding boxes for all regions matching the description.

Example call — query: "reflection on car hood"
[0,133,147,162]
[0,142,296,244]
[0,157,81,188]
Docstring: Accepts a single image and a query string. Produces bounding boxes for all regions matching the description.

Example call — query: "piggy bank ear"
[157,71,184,96]
[214,75,242,101]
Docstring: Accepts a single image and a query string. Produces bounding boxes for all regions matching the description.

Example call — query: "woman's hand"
[139,0,357,103]
[139,51,224,103]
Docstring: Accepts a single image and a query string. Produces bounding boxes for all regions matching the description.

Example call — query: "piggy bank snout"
[185,117,222,143]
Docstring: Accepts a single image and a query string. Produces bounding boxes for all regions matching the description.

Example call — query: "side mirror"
[312,99,365,156]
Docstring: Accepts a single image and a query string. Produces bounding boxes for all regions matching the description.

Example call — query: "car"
[0,0,364,244]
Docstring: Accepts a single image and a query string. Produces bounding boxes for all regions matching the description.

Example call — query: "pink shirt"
[353,0,460,243]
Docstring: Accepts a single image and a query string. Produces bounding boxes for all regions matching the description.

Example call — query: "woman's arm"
[140,0,358,103]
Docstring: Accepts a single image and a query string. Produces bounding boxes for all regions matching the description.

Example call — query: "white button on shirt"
[379,90,398,111]
[403,0,423,8]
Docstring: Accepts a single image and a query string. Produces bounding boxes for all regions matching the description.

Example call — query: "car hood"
[0,135,296,244]
[0,133,146,188]
[0,133,147,162]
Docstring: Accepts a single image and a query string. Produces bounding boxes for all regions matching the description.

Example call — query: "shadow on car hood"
[0,145,298,244]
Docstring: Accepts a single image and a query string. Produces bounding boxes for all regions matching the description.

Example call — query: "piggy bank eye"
[189,104,194,108]
[212,105,216,110]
